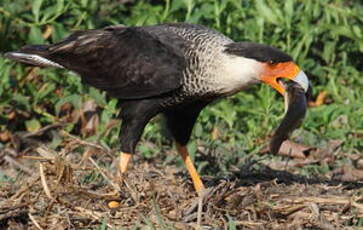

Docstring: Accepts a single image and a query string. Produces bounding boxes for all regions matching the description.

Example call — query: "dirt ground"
[0,133,362,229]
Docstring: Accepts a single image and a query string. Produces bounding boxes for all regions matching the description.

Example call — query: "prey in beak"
[260,61,309,95]
[260,60,313,154]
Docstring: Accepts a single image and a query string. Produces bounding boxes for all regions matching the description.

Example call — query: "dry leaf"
[309,91,327,107]
[277,140,313,159]
[211,127,220,140]
[310,140,343,164]
[331,165,363,181]
[356,158,363,169]
[7,111,16,120]
[80,100,99,136]
[42,25,53,39]
[0,131,11,142]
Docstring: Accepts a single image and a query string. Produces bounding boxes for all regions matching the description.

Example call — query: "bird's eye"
[268,60,278,66]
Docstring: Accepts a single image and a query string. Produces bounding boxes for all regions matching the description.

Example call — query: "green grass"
[0,0,362,180]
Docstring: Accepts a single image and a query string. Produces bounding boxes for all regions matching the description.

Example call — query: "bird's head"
[224,42,311,96]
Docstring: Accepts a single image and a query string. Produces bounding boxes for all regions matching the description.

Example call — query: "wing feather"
[46,27,185,99]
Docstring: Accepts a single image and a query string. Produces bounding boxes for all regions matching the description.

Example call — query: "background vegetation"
[0,0,362,180]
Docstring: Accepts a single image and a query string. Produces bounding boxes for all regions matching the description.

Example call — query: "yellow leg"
[176,143,205,193]
[119,152,132,173]
[107,152,132,208]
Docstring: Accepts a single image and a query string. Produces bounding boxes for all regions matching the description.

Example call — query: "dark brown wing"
[24,27,185,99]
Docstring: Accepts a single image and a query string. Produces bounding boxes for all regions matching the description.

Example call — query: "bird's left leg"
[164,102,208,194]
[175,142,205,193]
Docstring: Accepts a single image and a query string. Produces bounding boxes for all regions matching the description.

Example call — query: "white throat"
[215,54,261,95]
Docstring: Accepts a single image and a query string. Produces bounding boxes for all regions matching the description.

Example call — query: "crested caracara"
[5,23,310,193]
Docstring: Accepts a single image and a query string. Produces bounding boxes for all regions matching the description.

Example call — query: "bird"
[5,23,309,194]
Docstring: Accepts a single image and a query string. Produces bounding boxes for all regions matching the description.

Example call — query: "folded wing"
[6,26,185,99]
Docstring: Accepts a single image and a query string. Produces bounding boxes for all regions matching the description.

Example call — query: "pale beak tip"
[293,70,309,92]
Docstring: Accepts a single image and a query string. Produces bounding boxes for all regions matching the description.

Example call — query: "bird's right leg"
[118,101,161,175]
[118,117,152,175]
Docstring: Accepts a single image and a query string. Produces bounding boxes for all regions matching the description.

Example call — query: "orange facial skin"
[260,61,300,95]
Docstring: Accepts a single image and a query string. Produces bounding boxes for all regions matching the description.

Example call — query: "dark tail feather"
[4,45,64,68]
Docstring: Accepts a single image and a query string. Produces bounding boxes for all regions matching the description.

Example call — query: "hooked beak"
[260,61,309,95]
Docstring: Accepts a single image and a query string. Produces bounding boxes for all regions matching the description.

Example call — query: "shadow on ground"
[228,160,363,190]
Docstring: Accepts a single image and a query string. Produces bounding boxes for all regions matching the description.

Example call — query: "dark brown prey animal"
[5,23,311,194]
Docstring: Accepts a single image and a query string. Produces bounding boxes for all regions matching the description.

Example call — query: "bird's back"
[5,23,234,101]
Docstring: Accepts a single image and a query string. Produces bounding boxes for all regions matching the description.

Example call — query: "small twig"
[36,146,57,158]
[2,147,18,157]
[233,221,264,227]
[182,213,197,222]
[184,195,200,216]
[78,189,119,198]
[197,188,213,227]
[4,155,33,175]
[88,157,120,191]
[39,163,55,201]
[28,213,44,230]
[196,193,203,227]
[22,123,64,139]
[60,130,106,151]
[284,147,293,170]
[61,130,116,160]
[122,178,139,204]
[0,209,28,222]
[74,206,113,228]
[187,188,214,216]
[9,175,40,201]
[21,155,54,161]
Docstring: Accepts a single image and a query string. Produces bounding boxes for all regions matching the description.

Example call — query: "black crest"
[224,42,292,63]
